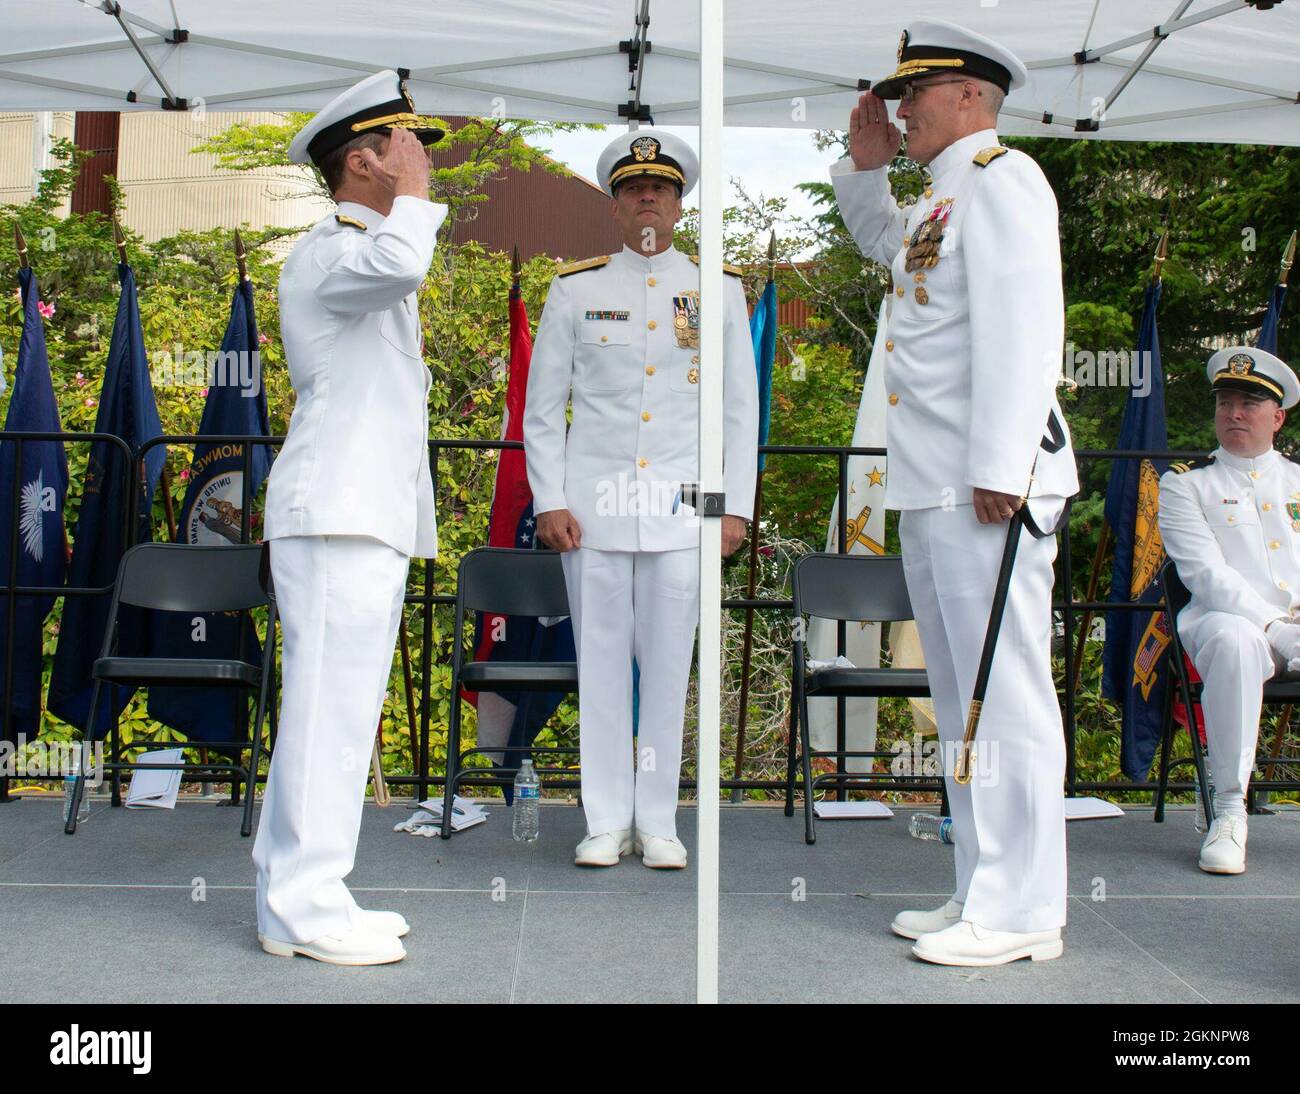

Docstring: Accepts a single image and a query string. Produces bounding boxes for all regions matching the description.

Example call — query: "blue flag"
[148,279,272,744]
[750,277,777,473]
[1257,282,1287,355]
[47,263,164,738]
[0,268,68,744]
[1101,281,1171,781]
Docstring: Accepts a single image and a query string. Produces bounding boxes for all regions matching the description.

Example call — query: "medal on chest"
[673,291,700,349]
[1288,495,1300,531]
[904,198,953,274]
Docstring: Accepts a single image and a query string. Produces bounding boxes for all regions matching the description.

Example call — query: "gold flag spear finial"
[1280,230,1296,287]
[1151,227,1169,285]
[511,244,521,281]
[234,228,249,282]
[113,218,128,265]
[14,223,29,269]
[767,231,777,282]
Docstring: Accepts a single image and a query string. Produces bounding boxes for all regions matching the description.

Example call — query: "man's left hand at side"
[721,515,747,556]
[973,487,1024,525]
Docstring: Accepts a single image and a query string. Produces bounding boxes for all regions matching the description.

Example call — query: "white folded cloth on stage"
[1063,797,1124,821]
[394,796,488,836]
[813,800,894,820]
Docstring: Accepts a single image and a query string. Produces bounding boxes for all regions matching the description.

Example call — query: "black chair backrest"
[115,543,271,613]
[457,547,571,617]
[1160,557,1191,618]
[792,552,914,623]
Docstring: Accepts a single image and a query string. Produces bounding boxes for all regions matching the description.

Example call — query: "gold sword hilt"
[953,699,981,785]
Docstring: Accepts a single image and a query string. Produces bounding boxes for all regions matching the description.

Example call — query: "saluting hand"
[360,127,431,200]
[848,91,902,171]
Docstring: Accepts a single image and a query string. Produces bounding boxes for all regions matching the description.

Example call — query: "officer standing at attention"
[831,20,1078,966]
[1159,346,1300,875]
[524,129,758,870]
[252,70,448,965]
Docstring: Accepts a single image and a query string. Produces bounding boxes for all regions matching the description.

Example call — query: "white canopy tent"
[6,0,1299,1003]
[4,1,1299,142]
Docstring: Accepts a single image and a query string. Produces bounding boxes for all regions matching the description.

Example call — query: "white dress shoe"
[259,927,406,966]
[352,909,411,937]
[575,829,634,867]
[911,920,1063,967]
[890,898,963,940]
[257,908,410,946]
[1199,814,1248,875]
[635,832,687,869]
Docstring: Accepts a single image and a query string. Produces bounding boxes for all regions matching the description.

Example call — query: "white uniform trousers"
[899,502,1067,933]
[560,546,699,839]
[1178,611,1279,818]
[252,534,409,943]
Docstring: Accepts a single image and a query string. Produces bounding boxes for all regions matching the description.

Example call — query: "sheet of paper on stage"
[124,749,184,810]
[813,801,894,820]
[1064,796,1125,821]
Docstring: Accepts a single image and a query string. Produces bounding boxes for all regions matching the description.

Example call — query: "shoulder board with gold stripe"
[1171,455,1215,474]
[972,146,1009,167]
[334,214,368,231]
[689,255,744,277]
[557,255,611,277]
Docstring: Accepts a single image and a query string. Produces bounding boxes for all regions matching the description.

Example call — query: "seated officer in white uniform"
[251,70,448,965]
[1158,346,1300,876]
[524,129,758,870]
[831,20,1078,966]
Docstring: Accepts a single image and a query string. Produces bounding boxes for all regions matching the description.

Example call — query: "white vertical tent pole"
[695,0,723,1006]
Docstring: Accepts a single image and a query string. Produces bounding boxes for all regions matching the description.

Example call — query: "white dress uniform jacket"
[1159,447,1300,633]
[830,127,1078,509]
[264,196,448,558]
[523,244,758,551]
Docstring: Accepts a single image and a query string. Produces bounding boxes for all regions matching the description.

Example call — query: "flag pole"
[234,228,250,283]
[731,232,776,802]
[14,224,29,269]
[1280,230,1296,287]
[116,220,177,541]
[1069,226,1168,694]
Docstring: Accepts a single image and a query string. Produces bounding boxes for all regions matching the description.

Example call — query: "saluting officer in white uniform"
[524,130,758,870]
[1158,346,1300,876]
[831,20,1078,967]
[252,70,448,966]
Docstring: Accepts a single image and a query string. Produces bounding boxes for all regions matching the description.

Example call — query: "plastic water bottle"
[1194,769,1216,833]
[62,752,92,826]
[512,758,540,842]
[909,813,953,844]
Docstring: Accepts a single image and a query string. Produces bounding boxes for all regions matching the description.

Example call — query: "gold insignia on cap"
[631,135,661,163]
[897,29,908,64]
[1228,352,1253,377]
[399,78,415,113]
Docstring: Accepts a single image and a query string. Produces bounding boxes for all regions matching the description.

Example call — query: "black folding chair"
[64,542,277,837]
[1154,557,1300,823]
[785,552,934,844]
[442,547,578,838]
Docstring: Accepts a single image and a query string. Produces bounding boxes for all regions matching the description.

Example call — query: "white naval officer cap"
[288,69,444,167]
[871,18,1028,100]
[596,128,699,198]
[1207,345,1300,409]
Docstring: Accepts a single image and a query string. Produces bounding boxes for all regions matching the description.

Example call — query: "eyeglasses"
[900,79,969,105]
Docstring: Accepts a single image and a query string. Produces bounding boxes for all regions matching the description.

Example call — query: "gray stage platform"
[1,796,1296,1004]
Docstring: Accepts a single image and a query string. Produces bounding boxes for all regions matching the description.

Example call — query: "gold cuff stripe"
[609,163,686,187]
